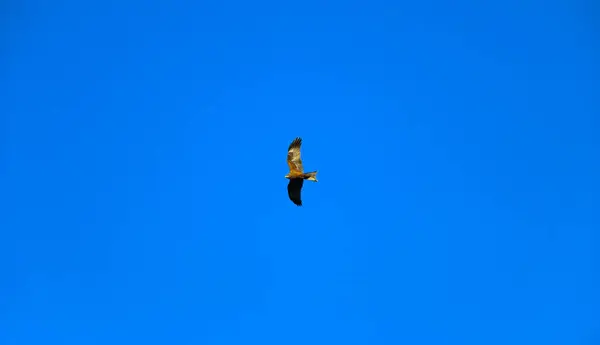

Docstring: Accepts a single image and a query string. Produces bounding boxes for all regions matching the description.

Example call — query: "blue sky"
[1,0,598,344]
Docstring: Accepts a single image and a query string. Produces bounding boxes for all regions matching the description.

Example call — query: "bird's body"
[285,137,318,206]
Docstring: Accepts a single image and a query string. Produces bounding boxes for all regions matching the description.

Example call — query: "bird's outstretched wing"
[287,178,303,206]
[286,137,303,174]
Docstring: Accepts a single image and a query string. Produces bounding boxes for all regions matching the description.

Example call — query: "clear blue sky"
[2,0,599,344]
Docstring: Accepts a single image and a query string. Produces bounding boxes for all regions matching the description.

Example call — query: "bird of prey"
[285,137,318,206]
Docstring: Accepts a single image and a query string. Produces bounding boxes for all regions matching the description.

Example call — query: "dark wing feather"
[287,178,304,206]
[286,137,303,173]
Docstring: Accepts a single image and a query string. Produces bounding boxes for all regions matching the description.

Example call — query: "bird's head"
[284,174,290,179]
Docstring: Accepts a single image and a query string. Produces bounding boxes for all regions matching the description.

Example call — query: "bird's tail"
[304,171,318,182]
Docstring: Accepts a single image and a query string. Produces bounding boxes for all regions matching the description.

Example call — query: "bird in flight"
[285,137,318,206]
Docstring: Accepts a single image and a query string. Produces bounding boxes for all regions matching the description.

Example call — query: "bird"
[285,137,318,206]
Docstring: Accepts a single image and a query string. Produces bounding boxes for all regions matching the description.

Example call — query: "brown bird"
[285,137,318,206]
